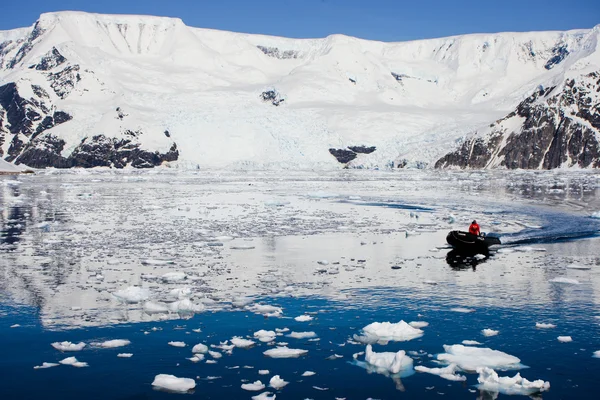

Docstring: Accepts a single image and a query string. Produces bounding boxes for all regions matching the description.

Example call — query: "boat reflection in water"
[445,249,490,271]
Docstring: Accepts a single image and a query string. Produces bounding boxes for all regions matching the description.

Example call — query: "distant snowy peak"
[1,11,600,169]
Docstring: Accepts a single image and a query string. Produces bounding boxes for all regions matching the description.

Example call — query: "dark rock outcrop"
[436,72,600,169]
[348,145,376,154]
[260,90,284,106]
[544,44,569,70]
[329,148,357,164]
[257,46,299,59]
[29,47,66,71]
[48,65,81,99]
[7,21,45,69]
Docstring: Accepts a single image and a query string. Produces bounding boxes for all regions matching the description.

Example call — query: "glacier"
[1,11,599,170]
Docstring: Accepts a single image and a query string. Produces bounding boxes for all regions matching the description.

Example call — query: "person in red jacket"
[469,220,481,236]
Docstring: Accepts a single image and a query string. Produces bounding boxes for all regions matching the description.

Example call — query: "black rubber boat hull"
[446,230,501,254]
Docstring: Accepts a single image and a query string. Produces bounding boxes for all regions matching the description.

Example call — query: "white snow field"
[1,11,599,169]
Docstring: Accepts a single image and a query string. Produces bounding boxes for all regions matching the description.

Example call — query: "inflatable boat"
[446,230,501,254]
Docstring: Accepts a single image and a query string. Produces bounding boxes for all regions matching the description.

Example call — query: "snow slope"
[1,11,599,169]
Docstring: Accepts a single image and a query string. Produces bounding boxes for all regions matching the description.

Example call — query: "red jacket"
[469,223,480,236]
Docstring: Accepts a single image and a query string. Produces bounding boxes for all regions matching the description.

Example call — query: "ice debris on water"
[450,307,475,313]
[247,304,283,317]
[436,345,522,371]
[287,331,317,339]
[192,343,208,353]
[34,362,60,369]
[294,315,313,322]
[59,357,88,367]
[409,321,429,328]
[252,392,276,400]
[161,272,187,282]
[269,375,288,389]
[52,341,86,351]
[462,340,482,345]
[254,330,277,343]
[566,263,591,270]
[354,320,424,343]
[302,371,316,376]
[242,380,265,391]
[536,323,556,329]
[259,370,270,375]
[477,367,550,395]
[112,286,151,303]
[263,347,308,358]
[231,337,255,348]
[363,344,413,374]
[168,341,186,348]
[117,353,133,358]
[152,374,196,392]
[549,277,580,284]
[415,363,466,381]
[482,329,499,337]
[558,336,573,342]
[94,339,130,348]
[593,350,600,358]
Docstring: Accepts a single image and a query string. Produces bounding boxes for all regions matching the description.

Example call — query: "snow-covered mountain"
[0,11,599,170]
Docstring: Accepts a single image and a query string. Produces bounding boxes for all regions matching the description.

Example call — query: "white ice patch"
[59,357,88,367]
[482,329,499,337]
[254,330,277,343]
[269,375,288,389]
[258,370,270,375]
[301,371,316,376]
[168,341,186,348]
[549,277,580,284]
[415,363,466,381]
[117,353,133,358]
[208,350,223,359]
[251,392,276,400]
[168,299,205,313]
[477,367,550,395]
[34,362,60,369]
[242,380,265,391]
[591,211,600,219]
[187,354,205,363]
[557,336,573,343]
[593,350,600,358]
[437,345,522,372]
[247,304,283,317]
[287,331,317,339]
[462,340,482,345]
[294,315,313,322]
[143,301,169,313]
[51,341,86,352]
[112,286,151,303]
[161,272,187,282]
[450,307,475,313]
[192,343,208,353]
[536,323,556,329]
[409,321,429,328]
[152,374,196,392]
[263,346,308,358]
[355,320,424,343]
[231,337,255,348]
[566,263,591,270]
[363,344,413,375]
[94,339,130,348]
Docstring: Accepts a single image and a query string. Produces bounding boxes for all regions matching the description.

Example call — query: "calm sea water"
[1,169,599,399]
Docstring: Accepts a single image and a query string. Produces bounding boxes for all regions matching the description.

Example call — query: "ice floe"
[301,371,316,376]
[477,367,550,395]
[269,375,288,389]
[450,307,475,313]
[208,350,222,359]
[263,347,308,358]
[247,304,283,317]
[94,339,130,348]
[482,329,499,337]
[254,330,277,343]
[593,350,600,358]
[168,341,186,348]
[462,340,482,345]
[354,320,424,343]
[59,357,88,367]
[143,301,170,313]
[287,331,317,339]
[192,343,208,353]
[34,362,59,369]
[242,380,266,391]
[112,286,151,303]
[258,370,270,375]
[294,315,313,322]
[536,323,556,329]
[251,392,276,400]
[152,374,196,392]
[557,336,573,342]
[117,353,133,358]
[231,337,255,348]
[187,354,205,363]
[363,344,413,375]
[409,321,429,328]
[549,277,580,284]
[437,345,522,371]
[415,363,466,381]
[51,341,86,352]
[161,272,187,282]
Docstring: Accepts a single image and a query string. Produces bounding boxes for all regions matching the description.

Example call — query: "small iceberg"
[436,344,522,372]
[477,367,550,395]
[59,357,88,367]
[287,331,317,339]
[34,362,60,369]
[294,315,313,322]
[112,287,151,303]
[94,339,130,348]
[557,336,573,343]
[482,329,499,337]
[263,347,308,358]
[254,330,277,343]
[269,375,288,389]
[415,363,466,381]
[51,341,86,352]
[362,344,413,375]
[536,323,556,329]
[231,337,255,348]
[152,374,195,392]
[354,320,424,343]
[242,381,265,391]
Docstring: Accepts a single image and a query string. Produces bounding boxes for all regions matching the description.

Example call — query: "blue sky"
[1,0,598,41]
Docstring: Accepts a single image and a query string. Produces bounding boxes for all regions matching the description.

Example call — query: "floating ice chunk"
[591,211,600,219]
[482,329,499,337]
[593,350,600,358]
[409,321,429,328]
[168,299,205,313]
[437,345,522,372]
[450,307,475,313]
[258,370,270,375]
[415,363,466,381]
[355,321,424,343]
[549,277,580,284]
[252,392,276,400]
[462,340,482,345]
[301,371,316,376]
[477,367,550,395]
[247,304,283,317]
[242,380,265,391]
[168,341,186,348]
[10,324,20,328]
[162,272,187,282]
[187,354,205,363]
[152,374,195,392]
[34,362,60,369]
[144,301,169,313]
[169,287,192,299]
[231,337,255,348]
[263,347,308,358]
[208,350,222,359]
[364,344,413,375]
[566,263,591,270]
[294,315,313,322]
[112,287,150,303]
[117,353,133,358]
[206,360,217,364]
[269,375,288,389]
[52,341,86,352]
[254,330,277,343]
[192,343,208,353]
[536,323,556,329]
[141,259,175,266]
[557,336,572,343]
[59,357,88,367]
[95,339,130,348]
[287,331,317,339]
[275,328,289,333]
